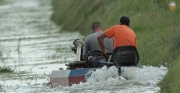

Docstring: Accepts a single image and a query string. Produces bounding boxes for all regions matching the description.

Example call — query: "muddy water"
[0,0,82,92]
[0,0,168,93]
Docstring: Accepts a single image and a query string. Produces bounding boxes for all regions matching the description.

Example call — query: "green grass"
[0,66,14,73]
[51,0,180,92]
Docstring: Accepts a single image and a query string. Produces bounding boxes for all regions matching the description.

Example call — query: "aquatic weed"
[0,66,14,73]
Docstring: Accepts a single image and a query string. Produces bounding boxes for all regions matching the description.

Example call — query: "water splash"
[5,65,167,93]
[39,66,167,93]
[121,66,168,85]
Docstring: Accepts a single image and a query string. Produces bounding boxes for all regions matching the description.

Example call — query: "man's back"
[105,25,137,49]
[83,31,113,55]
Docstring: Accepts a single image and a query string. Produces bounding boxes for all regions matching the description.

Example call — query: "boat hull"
[50,68,95,86]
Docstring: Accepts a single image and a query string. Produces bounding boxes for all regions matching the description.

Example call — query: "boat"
[50,40,139,86]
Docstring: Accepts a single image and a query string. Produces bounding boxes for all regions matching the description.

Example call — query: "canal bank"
[51,0,180,92]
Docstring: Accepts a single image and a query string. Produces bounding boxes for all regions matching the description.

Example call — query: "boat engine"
[68,39,109,69]
[67,50,109,69]
[85,50,108,68]
[71,39,84,61]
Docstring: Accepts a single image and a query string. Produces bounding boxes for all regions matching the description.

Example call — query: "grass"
[51,0,180,92]
[0,66,14,73]
[0,48,14,73]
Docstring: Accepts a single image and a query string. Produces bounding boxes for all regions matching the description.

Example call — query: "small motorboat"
[50,40,139,86]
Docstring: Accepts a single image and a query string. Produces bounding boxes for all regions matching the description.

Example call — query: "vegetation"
[51,0,180,92]
[0,66,14,73]
[0,49,14,73]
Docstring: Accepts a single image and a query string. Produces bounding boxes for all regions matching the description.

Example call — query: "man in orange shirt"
[98,16,137,54]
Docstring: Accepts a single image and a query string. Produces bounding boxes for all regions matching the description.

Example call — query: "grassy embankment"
[51,0,180,92]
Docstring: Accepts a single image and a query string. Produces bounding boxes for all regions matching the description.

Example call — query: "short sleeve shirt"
[105,25,137,49]
[83,31,113,55]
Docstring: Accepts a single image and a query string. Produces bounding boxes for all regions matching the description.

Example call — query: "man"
[83,22,113,58]
[98,16,137,54]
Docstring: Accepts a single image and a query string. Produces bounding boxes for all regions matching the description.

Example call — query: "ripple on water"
[0,0,82,92]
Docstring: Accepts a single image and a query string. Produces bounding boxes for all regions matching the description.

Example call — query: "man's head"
[120,16,130,26]
[92,22,103,33]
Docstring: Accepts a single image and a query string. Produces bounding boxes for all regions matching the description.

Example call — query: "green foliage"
[173,31,180,49]
[51,0,180,92]
[0,66,14,73]
[160,56,180,93]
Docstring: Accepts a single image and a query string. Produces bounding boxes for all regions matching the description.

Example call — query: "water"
[0,0,168,93]
[0,0,82,92]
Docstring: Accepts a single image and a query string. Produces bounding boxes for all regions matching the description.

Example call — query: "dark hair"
[120,16,130,26]
[92,22,101,30]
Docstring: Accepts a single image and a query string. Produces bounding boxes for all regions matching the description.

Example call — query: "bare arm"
[98,33,107,54]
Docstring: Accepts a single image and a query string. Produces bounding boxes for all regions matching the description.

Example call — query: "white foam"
[4,66,168,93]
[121,66,168,85]
[87,66,119,83]
[45,66,168,93]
